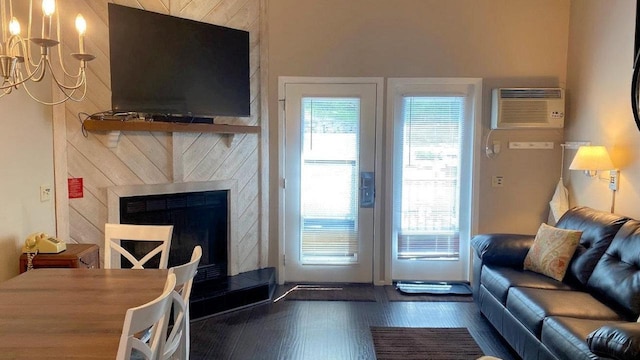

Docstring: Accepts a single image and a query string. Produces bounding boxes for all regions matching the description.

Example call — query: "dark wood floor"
[189,285,518,360]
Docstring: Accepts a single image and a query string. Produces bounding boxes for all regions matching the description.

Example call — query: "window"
[300,97,360,263]
[397,96,464,260]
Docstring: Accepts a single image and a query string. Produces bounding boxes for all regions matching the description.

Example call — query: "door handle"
[360,172,375,208]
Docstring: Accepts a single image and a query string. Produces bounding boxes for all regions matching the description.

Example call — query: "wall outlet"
[491,176,504,188]
[40,185,52,202]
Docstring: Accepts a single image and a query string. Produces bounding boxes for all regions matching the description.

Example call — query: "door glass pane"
[300,97,360,264]
[398,96,464,260]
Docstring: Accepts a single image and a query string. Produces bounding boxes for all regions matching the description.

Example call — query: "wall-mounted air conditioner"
[491,88,565,129]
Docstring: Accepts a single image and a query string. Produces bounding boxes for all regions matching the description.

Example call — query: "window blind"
[300,97,360,263]
[398,96,464,260]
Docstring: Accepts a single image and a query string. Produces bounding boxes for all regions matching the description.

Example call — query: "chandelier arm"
[46,61,87,91]
[21,77,76,106]
[36,70,88,104]
[70,76,88,102]
[63,72,89,102]
[53,7,79,78]
[11,40,32,67]
[52,80,88,104]
[25,0,39,69]
[0,82,12,96]
[29,56,51,82]
[0,59,44,90]
[1,0,7,50]
[57,59,83,79]
[6,66,26,91]
[0,82,16,91]
[8,34,23,54]
[7,37,48,85]
[10,40,83,86]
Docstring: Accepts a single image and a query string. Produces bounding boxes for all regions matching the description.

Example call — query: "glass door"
[387,78,481,281]
[282,82,378,283]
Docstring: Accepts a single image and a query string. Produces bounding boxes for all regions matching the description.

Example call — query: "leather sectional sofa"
[471,206,640,360]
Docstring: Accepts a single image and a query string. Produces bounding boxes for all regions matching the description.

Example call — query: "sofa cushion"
[523,223,582,281]
[556,206,629,287]
[506,287,622,337]
[542,316,620,360]
[481,265,573,305]
[471,233,535,267]
[587,220,640,320]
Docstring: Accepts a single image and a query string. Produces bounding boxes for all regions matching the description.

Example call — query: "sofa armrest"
[587,323,640,360]
[471,233,535,268]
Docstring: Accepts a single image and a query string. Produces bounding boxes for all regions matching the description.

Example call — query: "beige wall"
[6,0,609,283]
[267,0,571,270]
[0,85,56,282]
[565,0,640,218]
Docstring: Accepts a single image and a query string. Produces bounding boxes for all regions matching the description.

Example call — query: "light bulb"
[75,14,86,35]
[9,17,21,36]
[42,0,55,17]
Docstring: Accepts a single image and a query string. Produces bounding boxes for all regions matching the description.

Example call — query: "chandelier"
[0,0,94,105]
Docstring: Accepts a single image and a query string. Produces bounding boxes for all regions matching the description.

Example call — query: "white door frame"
[384,78,482,282]
[277,77,385,285]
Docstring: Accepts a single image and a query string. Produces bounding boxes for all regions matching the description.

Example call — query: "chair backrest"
[162,246,202,360]
[116,273,176,360]
[104,223,174,269]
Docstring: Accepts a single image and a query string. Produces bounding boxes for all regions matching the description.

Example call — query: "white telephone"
[22,232,66,254]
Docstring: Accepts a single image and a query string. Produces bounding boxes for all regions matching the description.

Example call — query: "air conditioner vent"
[500,101,548,124]
[499,88,562,99]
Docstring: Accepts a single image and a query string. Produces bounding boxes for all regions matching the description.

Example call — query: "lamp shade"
[569,146,614,171]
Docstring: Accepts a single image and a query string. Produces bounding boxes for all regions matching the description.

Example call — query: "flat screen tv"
[108,4,250,121]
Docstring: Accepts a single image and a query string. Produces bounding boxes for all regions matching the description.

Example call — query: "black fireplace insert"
[119,190,228,283]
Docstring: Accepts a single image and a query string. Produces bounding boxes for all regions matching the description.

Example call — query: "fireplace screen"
[119,190,228,282]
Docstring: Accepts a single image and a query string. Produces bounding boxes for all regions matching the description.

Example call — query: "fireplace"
[107,181,275,318]
[119,190,228,282]
[107,180,239,276]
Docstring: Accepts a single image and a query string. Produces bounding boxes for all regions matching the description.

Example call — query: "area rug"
[277,284,377,302]
[370,327,484,360]
[384,286,473,302]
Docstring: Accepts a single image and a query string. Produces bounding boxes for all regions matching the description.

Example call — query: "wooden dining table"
[0,268,168,359]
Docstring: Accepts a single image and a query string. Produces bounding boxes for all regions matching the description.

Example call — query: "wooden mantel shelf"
[83,119,260,134]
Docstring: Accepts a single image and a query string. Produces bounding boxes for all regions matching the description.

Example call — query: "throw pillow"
[523,223,582,281]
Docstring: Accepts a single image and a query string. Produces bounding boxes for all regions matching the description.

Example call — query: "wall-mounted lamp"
[569,145,614,177]
[569,145,619,192]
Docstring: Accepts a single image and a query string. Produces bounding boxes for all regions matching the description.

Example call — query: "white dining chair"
[116,273,176,360]
[162,246,202,360]
[104,223,174,269]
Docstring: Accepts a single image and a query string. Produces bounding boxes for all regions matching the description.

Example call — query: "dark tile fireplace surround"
[119,190,275,319]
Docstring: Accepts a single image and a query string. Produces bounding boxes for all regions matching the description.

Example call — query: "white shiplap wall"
[52,0,267,273]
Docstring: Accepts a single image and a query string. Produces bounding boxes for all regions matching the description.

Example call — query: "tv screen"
[108,4,250,120]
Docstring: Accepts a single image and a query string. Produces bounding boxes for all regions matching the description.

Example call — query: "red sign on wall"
[68,178,84,199]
